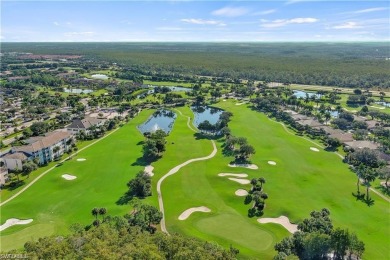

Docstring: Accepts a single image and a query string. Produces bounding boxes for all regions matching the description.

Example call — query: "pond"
[329,111,339,118]
[91,74,109,80]
[191,106,224,127]
[150,85,191,92]
[63,88,93,94]
[376,101,390,107]
[137,110,177,134]
[293,90,321,99]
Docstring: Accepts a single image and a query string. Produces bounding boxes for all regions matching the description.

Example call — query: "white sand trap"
[76,158,86,161]
[268,161,276,165]
[235,189,249,196]
[218,173,248,178]
[178,206,211,220]
[310,147,320,152]
[62,174,77,180]
[257,216,298,234]
[0,218,33,232]
[144,165,154,177]
[235,103,245,106]
[228,164,259,170]
[228,178,251,184]
[223,99,227,101]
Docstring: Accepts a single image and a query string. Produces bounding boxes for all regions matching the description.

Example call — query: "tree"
[360,167,376,200]
[331,228,350,260]
[92,208,99,220]
[30,122,49,136]
[346,148,382,168]
[378,166,390,191]
[99,207,107,222]
[127,171,152,198]
[22,161,38,178]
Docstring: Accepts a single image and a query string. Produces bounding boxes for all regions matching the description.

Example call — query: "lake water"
[150,85,191,92]
[63,88,93,94]
[293,90,321,99]
[376,101,390,107]
[191,106,224,127]
[91,74,109,80]
[138,110,176,134]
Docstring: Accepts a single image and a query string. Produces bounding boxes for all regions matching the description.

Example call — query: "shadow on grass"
[3,180,25,191]
[375,185,390,196]
[352,192,375,206]
[116,192,134,205]
[131,157,149,167]
[193,132,221,141]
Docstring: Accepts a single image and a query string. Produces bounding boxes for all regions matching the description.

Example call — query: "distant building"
[0,165,9,186]
[66,117,104,133]
[2,152,27,171]
[344,140,379,150]
[10,131,74,165]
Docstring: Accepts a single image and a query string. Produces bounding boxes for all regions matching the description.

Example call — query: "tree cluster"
[245,177,268,217]
[142,129,167,162]
[126,171,152,198]
[274,209,365,260]
[13,214,238,259]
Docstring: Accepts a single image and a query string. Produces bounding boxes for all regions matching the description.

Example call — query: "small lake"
[376,101,390,107]
[191,106,224,127]
[329,111,339,118]
[63,88,93,94]
[293,90,321,99]
[150,85,191,92]
[138,110,176,134]
[91,74,109,80]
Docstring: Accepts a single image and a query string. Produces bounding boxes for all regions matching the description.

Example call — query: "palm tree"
[258,177,266,189]
[99,207,107,222]
[355,164,365,194]
[91,207,99,220]
[361,167,376,200]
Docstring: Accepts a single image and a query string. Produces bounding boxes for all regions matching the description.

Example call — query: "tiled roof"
[2,152,27,160]
[67,117,103,130]
[13,131,72,153]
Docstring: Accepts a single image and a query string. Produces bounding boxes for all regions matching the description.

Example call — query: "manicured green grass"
[0,111,153,251]
[160,101,389,259]
[143,80,193,88]
[1,102,389,259]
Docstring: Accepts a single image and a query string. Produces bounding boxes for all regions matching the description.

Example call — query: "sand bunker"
[0,218,33,232]
[235,189,249,196]
[178,206,211,220]
[76,158,86,161]
[218,173,248,178]
[257,216,298,234]
[228,178,251,184]
[310,147,320,152]
[228,164,258,170]
[223,99,227,101]
[268,161,276,165]
[144,165,154,177]
[235,103,245,106]
[62,174,77,180]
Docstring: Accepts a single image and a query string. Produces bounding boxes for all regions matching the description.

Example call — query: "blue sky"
[1,1,389,42]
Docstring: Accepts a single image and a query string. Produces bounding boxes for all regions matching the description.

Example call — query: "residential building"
[66,117,104,133]
[10,131,73,165]
[2,152,27,171]
[0,165,9,186]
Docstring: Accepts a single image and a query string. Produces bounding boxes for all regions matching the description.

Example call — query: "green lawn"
[143,80,193,88]
[0,111,153,251]
[1,102,389,259]
[160,101,389,259]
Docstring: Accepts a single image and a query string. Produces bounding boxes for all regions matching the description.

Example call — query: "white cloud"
[211,7,249,17]
[53,21,59,26]
[284,0,307,5]
[181,18,226,26]
[353,7,387,14]
[64,32,95,37]
[261,17,318,28]
[257,9,276,15]
[332,22,362,29]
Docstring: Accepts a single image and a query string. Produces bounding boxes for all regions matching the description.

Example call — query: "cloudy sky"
[1,0,389,42]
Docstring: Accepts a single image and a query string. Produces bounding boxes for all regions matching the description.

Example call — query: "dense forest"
[2,42,389,89]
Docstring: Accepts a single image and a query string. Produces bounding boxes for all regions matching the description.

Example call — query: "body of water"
[293,90,321,99]
[63,88,93,94]
[137,110,176,134]
[191,106,224,127]
[375,101,390,107]
[91,74,109,80]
